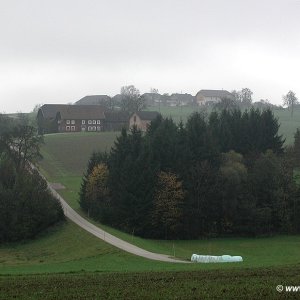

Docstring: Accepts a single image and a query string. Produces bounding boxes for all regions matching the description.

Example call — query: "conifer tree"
[294,128,300,167]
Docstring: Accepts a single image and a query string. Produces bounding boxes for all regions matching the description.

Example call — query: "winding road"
[48,184,189,264]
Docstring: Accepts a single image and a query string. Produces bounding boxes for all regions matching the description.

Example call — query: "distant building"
[169,93,195,106]
[196,90,233,106]
[37,104,129,134]
[141,92,195,107]
[129,111,160,132]
[141,93,162,107]
[37,104,106,134]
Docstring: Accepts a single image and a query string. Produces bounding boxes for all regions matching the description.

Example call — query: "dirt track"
[48,184,189,264]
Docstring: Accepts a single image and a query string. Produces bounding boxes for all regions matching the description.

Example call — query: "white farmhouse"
[196,89,234,106]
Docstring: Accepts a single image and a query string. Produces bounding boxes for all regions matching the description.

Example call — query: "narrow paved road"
[48,184,189,264]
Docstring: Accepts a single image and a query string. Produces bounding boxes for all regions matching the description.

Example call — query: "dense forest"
[0,115,64,243]
[80,109,300,239]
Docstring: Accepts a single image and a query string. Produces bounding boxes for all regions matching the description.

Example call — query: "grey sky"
[1,0,300,112]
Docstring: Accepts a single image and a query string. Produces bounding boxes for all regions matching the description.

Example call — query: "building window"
[66,120,70,124]
[71,126,75,131]
[93,120,96,124]
[71,120,75,124]
[88,126,96,131]
[88,120,92,124]
[66,126,70,131]
[97,120,100,124]
[82,120,85,124]
[97,126,101,131]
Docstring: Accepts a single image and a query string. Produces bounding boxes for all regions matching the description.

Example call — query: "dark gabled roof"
[104,111,129,122]
[75,95,111,105]
[39,104,106,120]
[39,104,67,119]
[135,111,160,121]
[141,93,162,99]
[170,93,194,102]
[196,90,233,98]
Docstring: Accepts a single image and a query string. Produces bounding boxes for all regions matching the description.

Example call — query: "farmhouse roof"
[75,95,111,105]
[135,111,160,121]
[39,104,67,119]
[39,104,106,120]
[104,111,129,122]
[196,90,233,98]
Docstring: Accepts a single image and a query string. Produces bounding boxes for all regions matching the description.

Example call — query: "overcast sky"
[1,0,300,112]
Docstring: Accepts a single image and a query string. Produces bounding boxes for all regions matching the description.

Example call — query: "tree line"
[80,108,300,239]
[0,115,64,243]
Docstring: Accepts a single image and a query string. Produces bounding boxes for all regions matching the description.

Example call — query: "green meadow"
[2,218,300,275]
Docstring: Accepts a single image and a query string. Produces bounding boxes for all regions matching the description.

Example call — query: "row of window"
[66,126,76,131]
[65,126,102,132]
[66,120,101,125]
[87,126,101,131]
[86,120,101,125]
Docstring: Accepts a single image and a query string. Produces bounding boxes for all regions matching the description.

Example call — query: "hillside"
[2,130,300,298]
[38,132,118,178]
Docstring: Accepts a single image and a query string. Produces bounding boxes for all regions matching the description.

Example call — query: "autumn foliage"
[152,171,184,239]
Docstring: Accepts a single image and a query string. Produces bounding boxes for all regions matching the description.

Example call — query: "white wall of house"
[197,95,222,105]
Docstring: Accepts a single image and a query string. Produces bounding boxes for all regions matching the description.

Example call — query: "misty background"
[1,0,300,113]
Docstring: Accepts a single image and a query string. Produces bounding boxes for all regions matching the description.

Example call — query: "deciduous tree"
[283,90,299,117]
[240,88,253,106]
[152,171,184,239]
[85,163,110,221]
[120,85,146,114]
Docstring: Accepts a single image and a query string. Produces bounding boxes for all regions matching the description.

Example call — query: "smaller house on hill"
[196,90,233,106]
[37,104,106,134]
[129,111,160,132]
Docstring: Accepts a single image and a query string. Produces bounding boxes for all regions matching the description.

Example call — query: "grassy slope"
[2,219,300,275]
[0,222,197,275]
[39,132,119,178]
[274,108,300,145]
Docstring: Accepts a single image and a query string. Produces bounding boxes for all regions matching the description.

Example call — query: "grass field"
[2,266,300,299]
[38,132,119,177]
[1,221,300,299]
[2,218,300,275]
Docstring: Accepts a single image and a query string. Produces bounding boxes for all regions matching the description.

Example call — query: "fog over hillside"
[1,0,300,112]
